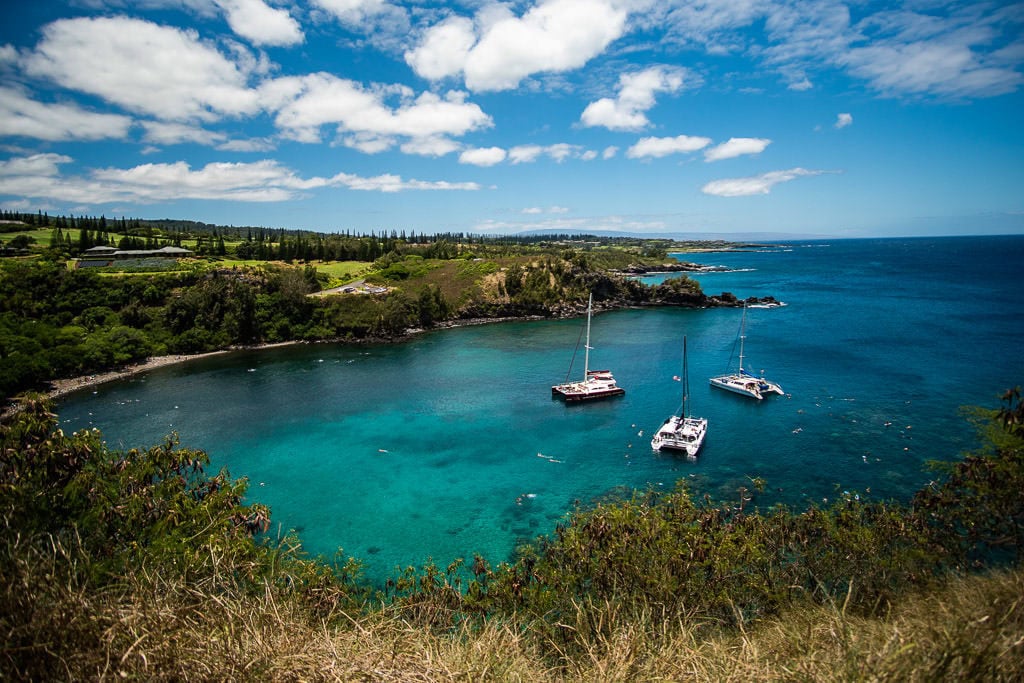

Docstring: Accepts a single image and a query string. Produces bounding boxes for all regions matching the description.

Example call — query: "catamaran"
[651,336,707,457]
[709,304,783,400]
[551,293,625,402]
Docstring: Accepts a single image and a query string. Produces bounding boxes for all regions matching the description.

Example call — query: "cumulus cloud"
[0,86,133,141]
[0,153,72,178]
[704,137,771,162]
[22,16,260,122]
[460,146,507,166]
[626,134,711,159]
[835,112,853,128]
[701,167,824,197]
[406,0,628,91]
[216,0,303,46]
[580,65,695,131]
[271,74,492,147]
[405,16,476,81]
[0,154,481,205]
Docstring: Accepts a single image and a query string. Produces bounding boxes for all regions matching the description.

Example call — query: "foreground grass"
[7,539,1020,682]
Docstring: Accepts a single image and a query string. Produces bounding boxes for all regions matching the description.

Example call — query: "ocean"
[56,235,1024,585]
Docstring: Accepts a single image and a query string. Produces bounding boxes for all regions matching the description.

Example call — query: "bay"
[56,235,1024,584]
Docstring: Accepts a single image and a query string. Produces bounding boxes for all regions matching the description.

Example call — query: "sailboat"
[651,336,707,457]
[551,293,625,402]
[709,304,783,400]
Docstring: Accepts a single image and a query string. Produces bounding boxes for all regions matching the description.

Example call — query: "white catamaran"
[709,304,784,400]
[651,336,707,457]
[551,293,625,402]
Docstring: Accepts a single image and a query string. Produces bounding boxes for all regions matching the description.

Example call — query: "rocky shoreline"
[614,261,732,275]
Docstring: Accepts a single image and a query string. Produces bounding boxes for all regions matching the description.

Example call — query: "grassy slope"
[15,557,1020,681]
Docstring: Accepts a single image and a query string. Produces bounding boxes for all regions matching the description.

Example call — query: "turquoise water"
[57,236,1024,584]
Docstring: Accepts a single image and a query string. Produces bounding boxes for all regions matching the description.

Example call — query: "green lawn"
[312,260,372,286]
[0,227,55,244]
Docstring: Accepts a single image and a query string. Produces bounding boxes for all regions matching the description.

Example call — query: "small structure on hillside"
[75,245,194,268]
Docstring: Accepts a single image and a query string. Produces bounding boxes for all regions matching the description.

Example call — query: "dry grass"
[8,545,1021,682]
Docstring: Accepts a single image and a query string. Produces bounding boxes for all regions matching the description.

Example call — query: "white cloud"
[652,0,765,52]
[835,112,853,128]
[400,136,462,157]
[701,167,824,197]
[704,137,771,162]
[340,133,395,154]
[216,0,303,46]
[217,137,277,152]
[654,0,1024,100]
[23,16,260,122]
[404,16,476,80]
[141,121,227,146]
[272,74,493,147]
[406,0,628,92]
[522,205,569,214]
[313,0,390,25]
[840,37,1023,99]
[331,172,481,193]
[580,65,695,131]
[460,147,507,166]
[0,154,481,204]
[602,145,619,159]
[626,134,711,159]
[508,143,585,163]
[311,0,410,51]
[0,86,133,141]
[0,153,72,178]
[508,145,545,164]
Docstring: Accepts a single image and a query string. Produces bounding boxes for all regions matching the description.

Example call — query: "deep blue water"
[56,235,1024,584]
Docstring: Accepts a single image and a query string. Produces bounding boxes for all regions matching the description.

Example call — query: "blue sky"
[1,1,1022,237]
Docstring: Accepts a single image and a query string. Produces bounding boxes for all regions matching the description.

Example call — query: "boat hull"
[552,384,625,402]
[552,369,625,402]
[709,374,784,400]
[650,415,707,457]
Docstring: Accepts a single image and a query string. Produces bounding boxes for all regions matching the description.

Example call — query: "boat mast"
[583,293,592,381]
[737,303,747,374]
[682,335,690,418]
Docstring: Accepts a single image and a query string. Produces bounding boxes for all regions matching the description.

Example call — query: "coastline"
[2,343,301,422]
[5,293,773,421]
[44,351,232,402]
[45,340,317,401]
